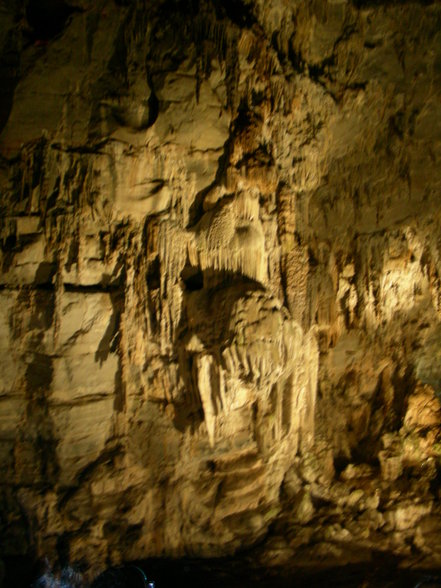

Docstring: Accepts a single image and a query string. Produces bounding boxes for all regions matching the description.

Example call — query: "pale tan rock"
[50,398,114,485]
[0,0,441,577]
[0,397,25,441]
[404,384,441,432]
[379,451,403,482]
[293,489,315,525]
[56,291,116,353]
[386,502,433,533]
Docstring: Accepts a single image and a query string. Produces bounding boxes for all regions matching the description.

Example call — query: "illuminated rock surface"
[0,0,441,584]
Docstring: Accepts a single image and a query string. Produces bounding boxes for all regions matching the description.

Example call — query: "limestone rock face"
[1,0,441,579]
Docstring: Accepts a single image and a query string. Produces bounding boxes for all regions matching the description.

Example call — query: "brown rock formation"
[1,0,441,582]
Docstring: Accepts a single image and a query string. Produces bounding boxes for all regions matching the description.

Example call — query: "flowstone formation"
[1,0,441,581]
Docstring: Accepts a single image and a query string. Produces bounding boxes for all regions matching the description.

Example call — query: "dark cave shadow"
[5,550,441,588]
[0,1,84,140]
[353,0,435,6]
[0,60,19,137]
[137,553,441,588]
[24,0,82,43]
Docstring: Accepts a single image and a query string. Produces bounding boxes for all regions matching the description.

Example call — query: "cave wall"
[0,0,441,579]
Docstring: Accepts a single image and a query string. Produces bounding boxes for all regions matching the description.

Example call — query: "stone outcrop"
[0,0,441,582]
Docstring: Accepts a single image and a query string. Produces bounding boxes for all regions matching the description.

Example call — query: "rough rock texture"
[1,0,441,581]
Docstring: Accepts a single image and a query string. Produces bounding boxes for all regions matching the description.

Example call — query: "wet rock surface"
[0,0,441,583]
